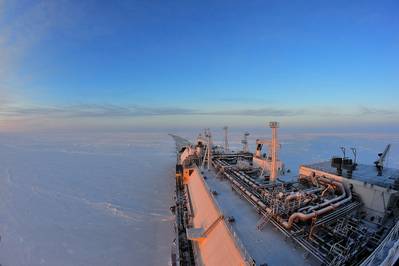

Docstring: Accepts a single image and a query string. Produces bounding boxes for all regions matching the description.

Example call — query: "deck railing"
[196,165,256,265]
[360,219,399,266]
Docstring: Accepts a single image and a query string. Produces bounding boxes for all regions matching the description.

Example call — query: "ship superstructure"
[170,123,399,266]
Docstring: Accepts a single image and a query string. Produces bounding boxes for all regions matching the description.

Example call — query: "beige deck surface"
[186,167,248,266]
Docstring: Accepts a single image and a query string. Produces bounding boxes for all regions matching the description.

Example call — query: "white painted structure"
[253,122,284,181]
[299,162,399,223]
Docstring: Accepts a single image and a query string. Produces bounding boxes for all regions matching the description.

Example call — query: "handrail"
[360,219,399,266]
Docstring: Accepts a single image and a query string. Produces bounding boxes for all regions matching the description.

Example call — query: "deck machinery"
[170,124,399,266]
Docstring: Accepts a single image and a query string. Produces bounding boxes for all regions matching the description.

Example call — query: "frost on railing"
[361,220,399,266]
[225,219,256,266]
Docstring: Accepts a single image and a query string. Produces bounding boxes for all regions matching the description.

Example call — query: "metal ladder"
[257,212,272,231]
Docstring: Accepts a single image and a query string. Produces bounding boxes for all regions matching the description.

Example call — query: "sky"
[0,0,398,131]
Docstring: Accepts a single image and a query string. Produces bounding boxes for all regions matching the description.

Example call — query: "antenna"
[340,147,346,158]
[350,147,357,167]
[207,129,212,170]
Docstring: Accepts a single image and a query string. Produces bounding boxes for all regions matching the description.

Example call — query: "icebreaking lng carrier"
[170,122,399,266]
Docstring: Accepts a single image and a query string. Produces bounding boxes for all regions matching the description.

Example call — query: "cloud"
[2,103,391,120]
[0,103,308,119]
[359,106,399,116]
[0,0,74,104]
[0,104,197,119]
[216,96,272,104]
[206,108,306,117]
[0,1,59,75]
[0,103,398,132]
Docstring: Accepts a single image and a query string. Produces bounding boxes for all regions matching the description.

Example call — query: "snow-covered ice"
[0,131,175,266]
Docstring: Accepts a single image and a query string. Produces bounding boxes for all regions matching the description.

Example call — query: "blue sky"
[0,0,398,131]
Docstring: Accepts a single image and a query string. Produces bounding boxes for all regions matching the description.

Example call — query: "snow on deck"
[304,161,399,189]
[203,168,319,266]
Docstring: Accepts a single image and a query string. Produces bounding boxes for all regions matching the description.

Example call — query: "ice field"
[0,131,175,266]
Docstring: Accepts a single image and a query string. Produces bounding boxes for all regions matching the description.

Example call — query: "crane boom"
[375,144,391,176]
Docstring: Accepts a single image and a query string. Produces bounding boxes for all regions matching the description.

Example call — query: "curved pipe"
[306,177,347,212]
[320,184,333,197]
[297,175,347,212]
[283,193,352,229]
[282,177,351,229]
[284,187,324,205]
[284,192,303,204]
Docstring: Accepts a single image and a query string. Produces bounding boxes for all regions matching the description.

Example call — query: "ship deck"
[202,167,319,266]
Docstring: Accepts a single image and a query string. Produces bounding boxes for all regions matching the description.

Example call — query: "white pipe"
[306,177,347,212]
[284,187,324,205]
[282,177,351,229]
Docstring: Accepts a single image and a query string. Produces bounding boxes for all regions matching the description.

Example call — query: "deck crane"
[255,122,281,181]
[374,144,391,176]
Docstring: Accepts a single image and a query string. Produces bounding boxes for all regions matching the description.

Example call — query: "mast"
[223,126,229,153]
[269,121,279,182]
